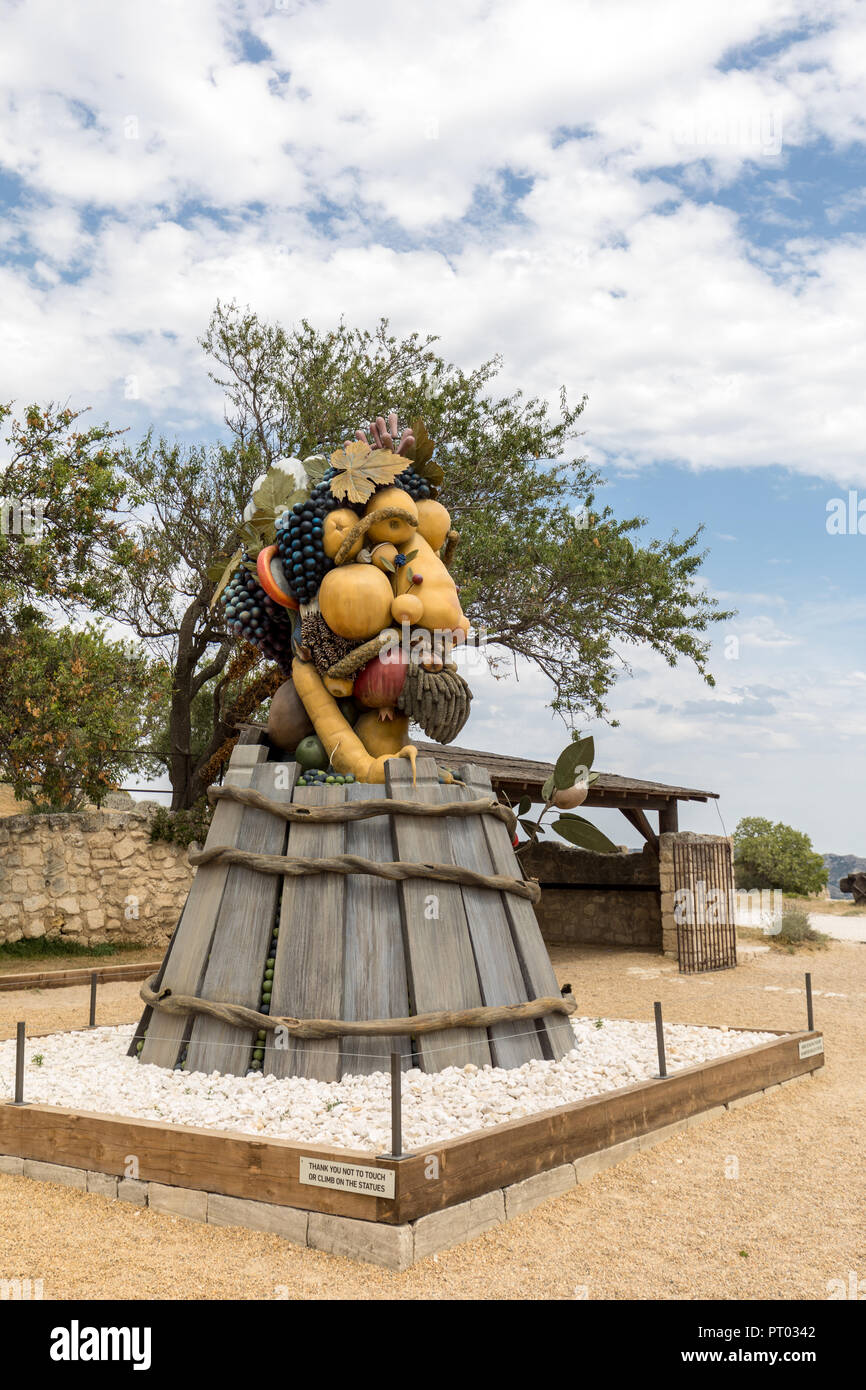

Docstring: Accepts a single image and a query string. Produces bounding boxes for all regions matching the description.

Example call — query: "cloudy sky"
[1,0,864,852]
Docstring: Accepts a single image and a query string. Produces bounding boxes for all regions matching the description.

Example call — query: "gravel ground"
[0,940,863,1300]
[0,1018,776,1149]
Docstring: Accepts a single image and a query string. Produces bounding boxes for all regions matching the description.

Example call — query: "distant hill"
[824,854,866,899]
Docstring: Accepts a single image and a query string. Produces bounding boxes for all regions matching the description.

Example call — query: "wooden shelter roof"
[239,724,717,810]
[413,742,718,809]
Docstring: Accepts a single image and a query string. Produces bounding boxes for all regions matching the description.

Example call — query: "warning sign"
[299,1157,395,1199]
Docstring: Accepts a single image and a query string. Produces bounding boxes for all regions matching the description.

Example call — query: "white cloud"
[0,1,864,479]
[2,0,864,848]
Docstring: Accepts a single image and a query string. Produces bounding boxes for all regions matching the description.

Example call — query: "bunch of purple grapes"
[220,565,296,676]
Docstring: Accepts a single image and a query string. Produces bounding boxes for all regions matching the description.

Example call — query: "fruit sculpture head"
[215,413,473,783]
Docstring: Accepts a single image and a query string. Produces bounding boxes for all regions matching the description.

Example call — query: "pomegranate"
[353,651,408,709]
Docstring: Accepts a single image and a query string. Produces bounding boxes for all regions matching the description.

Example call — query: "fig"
[295,734,328,771]
[267,679,314,752]
[553,783,589,809]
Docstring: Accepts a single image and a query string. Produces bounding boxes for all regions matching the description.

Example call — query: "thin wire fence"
[2,984,816,1158]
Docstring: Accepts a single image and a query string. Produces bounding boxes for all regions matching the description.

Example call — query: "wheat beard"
[397,662,473,744]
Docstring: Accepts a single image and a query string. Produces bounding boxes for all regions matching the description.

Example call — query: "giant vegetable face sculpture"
[213,414,473,783]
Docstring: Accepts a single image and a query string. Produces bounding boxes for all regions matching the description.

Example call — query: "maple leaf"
[328,441,405,504]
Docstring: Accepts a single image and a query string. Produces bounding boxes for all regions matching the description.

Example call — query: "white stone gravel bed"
[0,1019,776,1152]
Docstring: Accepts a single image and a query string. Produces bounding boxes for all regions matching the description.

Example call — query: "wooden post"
[654,1001,667,1078]
[622,807,659,854]
[659,801,679,834]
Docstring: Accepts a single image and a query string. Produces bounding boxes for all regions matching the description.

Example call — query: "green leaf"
[245,509,277,546]
[519,818,538,837]
[410,417,435,468]
[407,418,444,486]
[380,557,395,573]
[553,736,595,790]
[551,816,619,854]
[403,549,418,563]
[405,567,414,583]
[302,455,328,486]
[541,774,555,802]
[414,457,445,487]
[253,469,308,515]
[517,794,531,816]
[207,547,243,610]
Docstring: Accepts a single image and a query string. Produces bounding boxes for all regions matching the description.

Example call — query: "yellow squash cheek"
[394,534,467,634]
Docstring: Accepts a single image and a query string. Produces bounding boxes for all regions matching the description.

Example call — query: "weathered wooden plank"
[139,749,268,1069]
[341,782,411,1076]
[0,1101,394,1222]
[450,765,544,1068]
[185,761,295,1076]
[229,739,270,764]
[267,781,347,1082]
[1,961,160,994]
[386,1030,826,1223]
[469,765,575,1061]
[385,758,490,1072]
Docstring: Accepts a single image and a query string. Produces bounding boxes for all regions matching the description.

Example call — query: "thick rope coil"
[139,975,575,1039]
[207,782,517,837]
[187,844,540,902]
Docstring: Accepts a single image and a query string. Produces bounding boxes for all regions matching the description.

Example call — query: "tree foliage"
[733,817,828,896]
[3,312,734,812]
[109,436,281,810]
[0,612,165,812]
[0,402,129,614]
[204,302,732,722]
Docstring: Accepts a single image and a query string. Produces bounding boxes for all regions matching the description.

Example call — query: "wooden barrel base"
[132,736,574,1081]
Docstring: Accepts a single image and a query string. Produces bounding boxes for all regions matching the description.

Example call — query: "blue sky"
[0,0,864,851]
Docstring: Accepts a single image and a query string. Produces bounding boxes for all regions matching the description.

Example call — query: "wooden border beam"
[0,1031,823,1226]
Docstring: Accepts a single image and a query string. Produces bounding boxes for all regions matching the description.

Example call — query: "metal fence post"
[89,972,98,1028]
[12,1021,26,1105]
[377,1051,413,1161]
[654,1001,667,1079]
[390,1051,402,1157]
[805,972,814,1032]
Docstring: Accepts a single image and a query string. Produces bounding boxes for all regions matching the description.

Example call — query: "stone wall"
[522,841,662,950]
[0,806,194,947]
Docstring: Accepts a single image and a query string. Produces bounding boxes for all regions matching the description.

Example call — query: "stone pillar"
[659,832,679,959]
